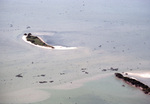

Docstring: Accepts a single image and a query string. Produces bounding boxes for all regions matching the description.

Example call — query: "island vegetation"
[24,33,54,49]
[115,73,150,95]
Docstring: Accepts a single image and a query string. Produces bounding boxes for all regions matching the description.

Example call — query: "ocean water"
[0,0,150,104]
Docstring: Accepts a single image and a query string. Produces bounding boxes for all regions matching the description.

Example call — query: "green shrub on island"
[24,33,54,49]
[115,73,150,95]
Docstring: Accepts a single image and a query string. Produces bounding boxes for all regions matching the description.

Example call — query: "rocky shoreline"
[115,73,150,95]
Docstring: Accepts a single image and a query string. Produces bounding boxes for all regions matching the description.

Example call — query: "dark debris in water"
[33,74,46,77]
[81,68,89,74]
[16,73,23,78]
[102,67,119,72]
[60,73,65,75]
[39,81,47,83]
[39,80,54,84]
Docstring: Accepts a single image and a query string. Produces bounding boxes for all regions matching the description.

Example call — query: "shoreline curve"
[22,35,77,50]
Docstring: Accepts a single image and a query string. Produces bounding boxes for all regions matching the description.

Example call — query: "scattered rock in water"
[35,74,46,77]
[41,74,45,77]
[109,67,118,71]
[26,26,31,29]
[39,81,47,83]
[10,24,13,27]
[60,73,65,75]
[85,72,89,74]
[81,68,89,74]
[50,81,54,83]
[24,33,27,36]
[122,85,125,87]
[102,69,107,71]
[81,68,87,70]
[16,73,23,78]
[99,45,102,47]
[102,67,118,72]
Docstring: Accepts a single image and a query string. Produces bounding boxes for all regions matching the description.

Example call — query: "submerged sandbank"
[53,72,150,90]
[0,88,50,104]
[52,73,112,90]
[22,35,77,50]
[0,73,111,103]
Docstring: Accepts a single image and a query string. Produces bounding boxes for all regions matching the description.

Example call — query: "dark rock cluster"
[38,81,54,84]
[102,67,118,72]
[81,68,89,74]
[16,73,23,78]
[115,73,150,95]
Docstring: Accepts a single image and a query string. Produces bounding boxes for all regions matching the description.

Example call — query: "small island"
[24,33,54,49]
[115,73,150,95]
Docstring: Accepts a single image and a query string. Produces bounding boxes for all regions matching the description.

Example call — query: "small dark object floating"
[16,74,23,78]
[49,81,54,83]
[39,81,47,83]
[41,74,45,77]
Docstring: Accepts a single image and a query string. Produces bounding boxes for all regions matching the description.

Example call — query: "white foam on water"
[54,46,77,50]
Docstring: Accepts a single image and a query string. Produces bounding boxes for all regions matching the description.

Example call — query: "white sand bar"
[126,72,150,78]
[22,35,77,50]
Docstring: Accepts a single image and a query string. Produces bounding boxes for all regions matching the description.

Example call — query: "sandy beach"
[22,35,77,50]
[126,72,150,78]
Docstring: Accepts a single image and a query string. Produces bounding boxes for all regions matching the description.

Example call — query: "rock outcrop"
[115,73,150,95]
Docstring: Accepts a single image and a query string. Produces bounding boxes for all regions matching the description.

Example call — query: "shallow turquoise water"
[0,0,150,104]
[33,75,150,104]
